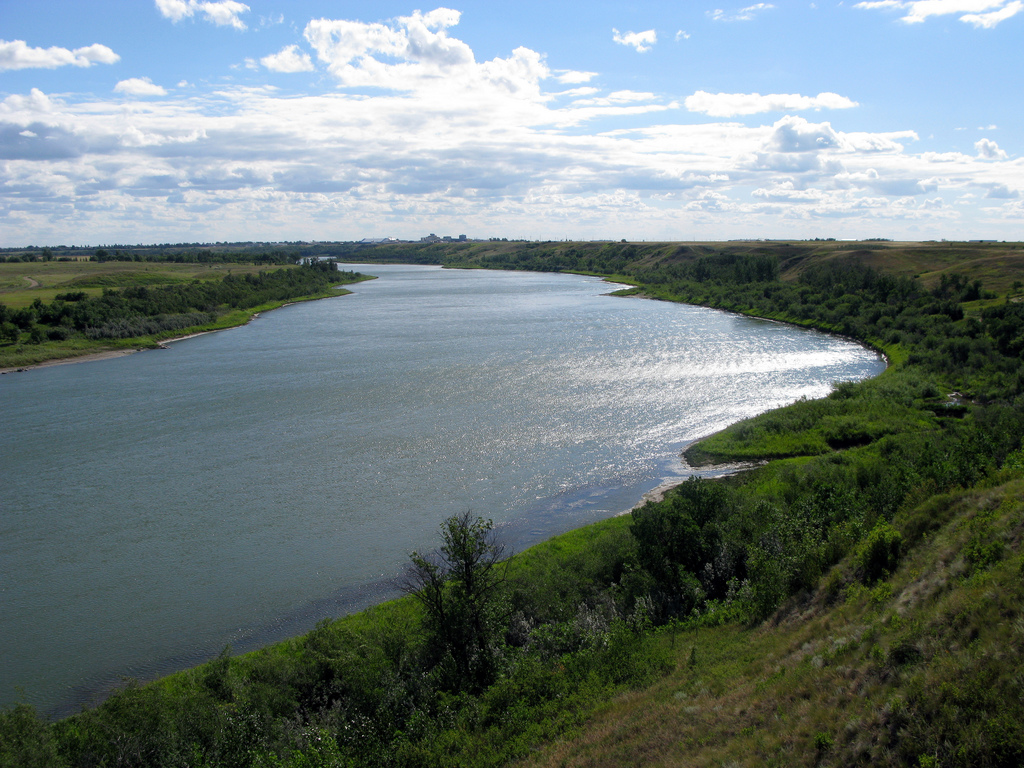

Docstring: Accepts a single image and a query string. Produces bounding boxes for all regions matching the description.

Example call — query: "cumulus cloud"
[708,4,775,22]
[114,78,168,96]
[612,28,657,52]
[302,9,554,102]
[0,39,119,71]
[855,0,1024,27]
[984,183,1019,198]
[305,9,472,88]
[1,9,1019,245]
[154,0,250,30]
[975,137,1008,159]
[0,88,56,113]
[261,45,314,73]
[765,115,842,152]
[685,91,859,117]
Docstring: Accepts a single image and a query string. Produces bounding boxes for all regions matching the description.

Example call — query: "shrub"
[857,522,903,583]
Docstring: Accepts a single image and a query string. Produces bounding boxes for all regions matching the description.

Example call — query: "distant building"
[420,233,470,243]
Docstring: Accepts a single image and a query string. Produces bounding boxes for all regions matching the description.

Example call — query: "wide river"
[0,264,885,713]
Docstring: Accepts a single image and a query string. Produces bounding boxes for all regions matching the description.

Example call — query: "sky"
[1,0,1022,245]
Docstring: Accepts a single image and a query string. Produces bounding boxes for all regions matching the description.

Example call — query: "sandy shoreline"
[0,326,230,375]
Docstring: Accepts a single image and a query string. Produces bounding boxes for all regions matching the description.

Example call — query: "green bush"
[857,522,903,583]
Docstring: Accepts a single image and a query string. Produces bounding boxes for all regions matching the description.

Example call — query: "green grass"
[520,474,1024,768]
[683,368,939,466]
[0,262,297,308]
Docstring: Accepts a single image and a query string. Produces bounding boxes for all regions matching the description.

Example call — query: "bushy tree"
[630,477,730,617]
[403,512,507,692]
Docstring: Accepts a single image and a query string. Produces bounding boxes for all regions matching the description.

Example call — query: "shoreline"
[0,276,365,375]
[0,329,220,375]
[0,309,275,375]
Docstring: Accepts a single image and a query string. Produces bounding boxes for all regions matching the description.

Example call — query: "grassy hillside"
[522,473,1024,768]
[1,240,1022,767]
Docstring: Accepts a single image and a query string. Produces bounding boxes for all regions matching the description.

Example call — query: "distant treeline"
[0,247,298,265]
[0,261,362,345]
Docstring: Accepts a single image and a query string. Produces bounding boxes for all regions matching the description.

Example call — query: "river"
[0,264,885,713]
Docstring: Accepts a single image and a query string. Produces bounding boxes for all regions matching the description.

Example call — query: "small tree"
[403,512,507,692]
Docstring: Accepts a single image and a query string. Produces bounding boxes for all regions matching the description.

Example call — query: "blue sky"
[1,0,1021,245]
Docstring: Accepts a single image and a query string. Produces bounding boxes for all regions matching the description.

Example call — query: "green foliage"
[404,512,508,693]
[857,522,904,583]
[0,704,64,768]
[630,478,732,617]
[2,263,366,349]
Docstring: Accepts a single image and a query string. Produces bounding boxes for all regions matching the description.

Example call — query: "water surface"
[0,264,885,712]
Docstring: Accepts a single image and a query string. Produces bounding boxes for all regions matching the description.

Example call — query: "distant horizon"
[3,236,1020,251]
[2,1,1022,245]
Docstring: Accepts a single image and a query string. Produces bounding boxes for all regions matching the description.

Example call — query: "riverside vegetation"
[2,240,1024,767]
[0,257,369,369]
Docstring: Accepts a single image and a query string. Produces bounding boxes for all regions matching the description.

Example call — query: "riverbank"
[0,281,365,373]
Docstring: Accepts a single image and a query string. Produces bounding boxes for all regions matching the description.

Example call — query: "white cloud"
[554,70,598,84]
[573,90,657,107]
[154,0,250,30]
[708,4,776,22]
[155,0,191,22]
[854,0,1023,27]
[0,88,56,113]
[676,30,692,40]
[1,10,1019,245]
[766,115,842,152]
[612,29,657,52]
[305,9,477,90]
[0,39,119,71]
[975,137,1008,159]
[685,91,859,116]
[302,9,554,105]
[961,0,1024,26]
[261,45,314,73]
[114,77,168,96]
[984,183,1019,198]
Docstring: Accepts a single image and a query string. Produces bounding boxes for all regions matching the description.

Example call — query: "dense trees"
[0,262,364,348]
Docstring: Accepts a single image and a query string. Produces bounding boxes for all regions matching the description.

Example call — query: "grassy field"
[0,261,291,309]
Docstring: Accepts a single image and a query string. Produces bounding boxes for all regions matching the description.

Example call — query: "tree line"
[0,261,363,346]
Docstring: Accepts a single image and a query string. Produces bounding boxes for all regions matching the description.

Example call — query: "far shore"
[0,328,220,375]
